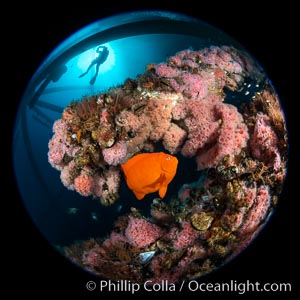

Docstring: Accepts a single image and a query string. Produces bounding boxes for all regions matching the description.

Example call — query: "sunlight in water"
[77,43,115,74]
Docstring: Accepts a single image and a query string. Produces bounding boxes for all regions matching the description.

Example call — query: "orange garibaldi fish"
[121,152,178,200]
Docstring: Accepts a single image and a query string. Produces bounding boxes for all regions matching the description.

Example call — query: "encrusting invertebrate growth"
[48,46,287,283]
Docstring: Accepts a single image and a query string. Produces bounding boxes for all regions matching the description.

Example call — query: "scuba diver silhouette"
[79,45,109,85]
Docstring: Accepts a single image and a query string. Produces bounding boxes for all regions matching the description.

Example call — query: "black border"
[6,1,298,297]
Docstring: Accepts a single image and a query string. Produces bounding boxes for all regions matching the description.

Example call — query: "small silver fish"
[91,212,98,221]
[137,251,156,265]
[116,205,122,213]
[66,208,79,215]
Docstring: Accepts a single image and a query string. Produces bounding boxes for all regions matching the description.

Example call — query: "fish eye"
[166,157,171,161]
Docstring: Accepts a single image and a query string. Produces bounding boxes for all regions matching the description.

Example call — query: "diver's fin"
[78,72,87,78]
[90,75,97,85]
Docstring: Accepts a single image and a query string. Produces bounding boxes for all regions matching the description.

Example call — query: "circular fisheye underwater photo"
[13,10,288,284]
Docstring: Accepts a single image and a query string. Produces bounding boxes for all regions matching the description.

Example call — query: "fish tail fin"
[158,185,168,199]
[134,191,146,200]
